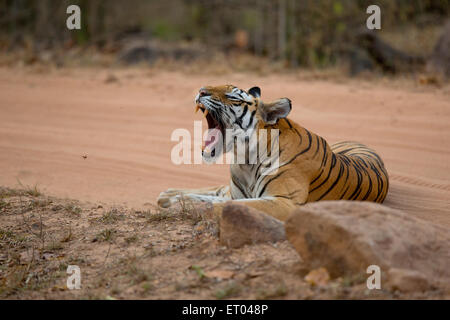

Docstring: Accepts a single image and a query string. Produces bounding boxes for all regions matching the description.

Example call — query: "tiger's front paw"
[157,196,172,208]
[157,189,182,208]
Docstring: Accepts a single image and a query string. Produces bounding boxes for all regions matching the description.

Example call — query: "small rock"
[20,250,40,264]
[104,74,119,84]
[31,222,45,230]
[205,269,235,280]
[304,267,330,287]
[247,271,265,278]
[42,252,56,260]
[386,268,433,293]
[220,202,286,248]
[52,204,63,211]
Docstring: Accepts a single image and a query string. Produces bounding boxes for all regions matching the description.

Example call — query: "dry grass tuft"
[98,208,124,224]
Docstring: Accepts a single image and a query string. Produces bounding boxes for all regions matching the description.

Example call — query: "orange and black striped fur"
[157,85,389,221]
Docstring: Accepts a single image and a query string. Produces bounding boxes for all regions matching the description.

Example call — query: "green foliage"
[333,1,344,16]
[190,265,205,279]
[1,0,448,67]
[242,9,260,30]
[214,281,241,299]
[152,20,179,41]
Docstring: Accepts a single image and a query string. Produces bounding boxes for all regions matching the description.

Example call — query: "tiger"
[157,85,389,221]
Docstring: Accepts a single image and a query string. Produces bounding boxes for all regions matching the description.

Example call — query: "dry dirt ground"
[0,66,449,299]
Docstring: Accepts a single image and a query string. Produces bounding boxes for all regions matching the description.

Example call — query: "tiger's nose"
[199,88,211,97]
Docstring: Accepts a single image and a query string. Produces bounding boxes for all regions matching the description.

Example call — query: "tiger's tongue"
[203,124,221,151]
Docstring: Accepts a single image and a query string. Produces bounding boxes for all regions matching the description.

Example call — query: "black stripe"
[336,147,357,155]
[370,162,385,203]
[239,105,248,122]
[285,119,293,128]
[349,168,363,200]
[273,195,291,200]
[293,127,303,145]
[361,174,373,200]
[364,149,385,167]
[351,157,367,173]
[310,140,330,186]
[278,129,313,168]
[254,143,283,184]
[313,135,320,158]
[318,162,345,200]
[310,168,324,185]
[380,176,389,202]
[248,110,256,128]
[208,99,220,107]
[310,153,337,193]
[257,171,287,197]
[340,185,350,199]
[231,176,249,198]
[338,156,351,198]
[287,189,302,197]
[229,107,244,130]
[359,157,369,168]
[320,138,328,167]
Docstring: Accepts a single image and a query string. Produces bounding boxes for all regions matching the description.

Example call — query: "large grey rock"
[220,203,286,248]
[356,30,425,74]
[428,20,450,78]
[119,41,203,65]
[285,201,450,290]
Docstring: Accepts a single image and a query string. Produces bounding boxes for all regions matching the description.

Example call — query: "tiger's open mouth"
[195,103,225,157]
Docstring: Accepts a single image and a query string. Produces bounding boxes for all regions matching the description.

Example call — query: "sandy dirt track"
[0,67,449,226]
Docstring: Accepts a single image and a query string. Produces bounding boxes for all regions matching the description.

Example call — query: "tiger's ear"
[248,87,261,98]
[259,98,291,125]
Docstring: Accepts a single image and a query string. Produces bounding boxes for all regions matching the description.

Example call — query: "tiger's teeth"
[204,109,209,117]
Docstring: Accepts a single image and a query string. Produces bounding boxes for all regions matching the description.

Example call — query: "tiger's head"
[195,85,291,162]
